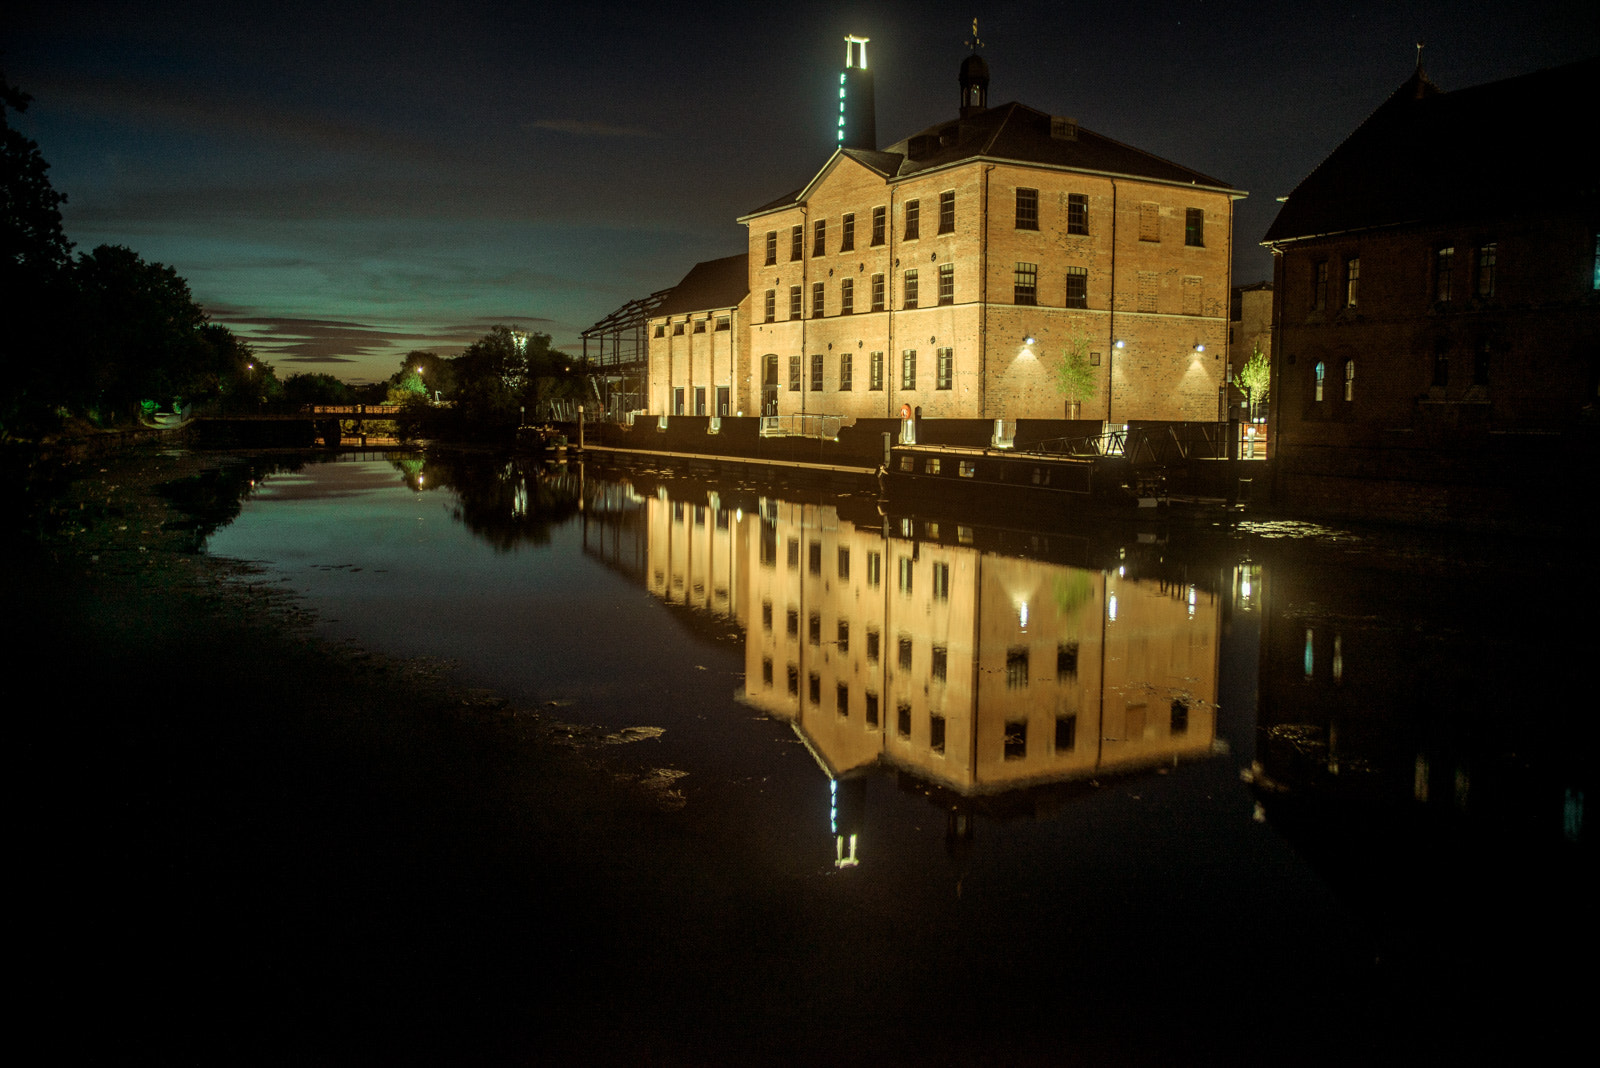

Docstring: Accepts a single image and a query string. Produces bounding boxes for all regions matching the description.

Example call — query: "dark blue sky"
[8,1,1596,382]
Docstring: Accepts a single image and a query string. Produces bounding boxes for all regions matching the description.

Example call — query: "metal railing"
[760,413,845,439]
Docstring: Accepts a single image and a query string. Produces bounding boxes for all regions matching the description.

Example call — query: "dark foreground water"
[200,450,1591,1063]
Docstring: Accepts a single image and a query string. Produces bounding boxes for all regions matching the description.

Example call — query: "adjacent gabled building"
[738,46,1243,424]
[1262,57,1600,521]
[646,253,750,417]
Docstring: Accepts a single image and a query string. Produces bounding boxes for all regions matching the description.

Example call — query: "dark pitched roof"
[653,253,749,317]
[883,101,1234,189]
[1264,56,1600,244]
[742,102,1236,219]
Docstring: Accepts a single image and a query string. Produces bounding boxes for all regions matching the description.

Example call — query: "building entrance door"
[762,355,779,415]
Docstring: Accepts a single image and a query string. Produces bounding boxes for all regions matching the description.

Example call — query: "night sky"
[8,1,1596,383]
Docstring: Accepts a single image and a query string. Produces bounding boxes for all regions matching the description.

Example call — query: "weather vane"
[967,18,982,52]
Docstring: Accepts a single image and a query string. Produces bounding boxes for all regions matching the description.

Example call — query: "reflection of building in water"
[614,479,1219,793]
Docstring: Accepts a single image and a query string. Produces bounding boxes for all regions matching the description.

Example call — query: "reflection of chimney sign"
[839,35,876,151]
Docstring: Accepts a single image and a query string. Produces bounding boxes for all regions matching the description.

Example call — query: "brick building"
[1262,57,1600,522]
[646,253,750,417]
[648,38,1242,425]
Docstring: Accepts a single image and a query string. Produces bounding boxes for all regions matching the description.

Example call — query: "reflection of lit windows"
[808,673,821,705]
[1333,633,1344,683]
[930,714,946,754]
[1171,699,1189,735]
[1057,642,1079,678]
[897,702,912,738]
[866,551,881,587]
[1004,720,1027,760]
[1006,648,1029,688]
[762,658,773,687]
[898,636,913,670]
[836,684,849,717]
[898,556,914,594]
[1055,714,1077,752]
[787,538,799,568]
[837,548,850,579]
[933,562,950,601]
[808,613,821,645]
[866,629,880,662]
[761,602,772,631]
[808,540,821,574]
[931,645,947,681]
[1304,628,1314,678]
[865,692,879,727]
[837,620,849,652]
[786,608,798,637]
[787,664,798,695]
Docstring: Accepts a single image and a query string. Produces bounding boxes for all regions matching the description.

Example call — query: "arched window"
[1314,361,1325,402]
[1344,361,1355,402]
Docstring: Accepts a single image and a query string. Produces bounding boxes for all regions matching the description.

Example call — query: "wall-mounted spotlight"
[1023,335,1036,346]
[1114,339,1126,349]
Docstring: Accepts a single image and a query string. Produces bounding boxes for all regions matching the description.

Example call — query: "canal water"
[202,450,1590,1062]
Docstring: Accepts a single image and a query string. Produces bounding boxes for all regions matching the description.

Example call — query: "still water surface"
[204,450,1590,1061]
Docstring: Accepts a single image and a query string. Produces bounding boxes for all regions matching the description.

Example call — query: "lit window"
[1345,257,1360,308]
[1476,242,1496,298]
[1344,360,1354,402]
[1314,361,1325,402]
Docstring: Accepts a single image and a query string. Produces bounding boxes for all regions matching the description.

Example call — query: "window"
[813,218,826,257]
[841,278,854,315]
[871,274,885,311]
[1138,272,1157,313]
[901,349,916,390]
[673,387,684,414]
[871,206,885,246]
[841,213,855,252]
[1313,361,1325,401]
[936,347,952,390]
[673,321,685,336]
[839,352,853,391]
[810,353,823,392]
[791,225,803,261]
[939,191,955,234]
[1014,262,1038,305]
[1476,242,1497,298]
[653,323,664,338]
[1003,720,1027,760]
[1345,257,1360,308]
[812,281,824,318]
[789,285,802,320]
[938,263,954,305]
[1055,714,1077,752]
[904,269,918,309]
[694,387,706,415]
[869,351,884,390]
[715,315,729,332]
[1436,246,1454,302]
[1006,648,1029,689]
[694,319,706,333]
[764,289,776,322]
[764,230,777,266]
[1344,360,1355,402]
[1016,187,1039,230]
[1067,193,1088,235]
[904,199,920,239]
[1171,699,1188,735]
[1139,202,1160,241]
[1185,208,1204,247]
[932,561,950,600]
[1313,262,1328,310]
[1065,267,1088,308]
[789,355,802,391]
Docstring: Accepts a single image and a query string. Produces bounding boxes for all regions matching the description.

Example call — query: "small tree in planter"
[1056,332,1098,418]
[1231,343,1271,420]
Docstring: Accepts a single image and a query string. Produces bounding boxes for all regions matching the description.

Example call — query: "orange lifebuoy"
[899,403,912,421]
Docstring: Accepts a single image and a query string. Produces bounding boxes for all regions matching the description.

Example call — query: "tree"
[1055,331,1098,415]
[1231,344,1271,420]
[451,326,531,433]
[1,74,72,277]
[281,372,352,408]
